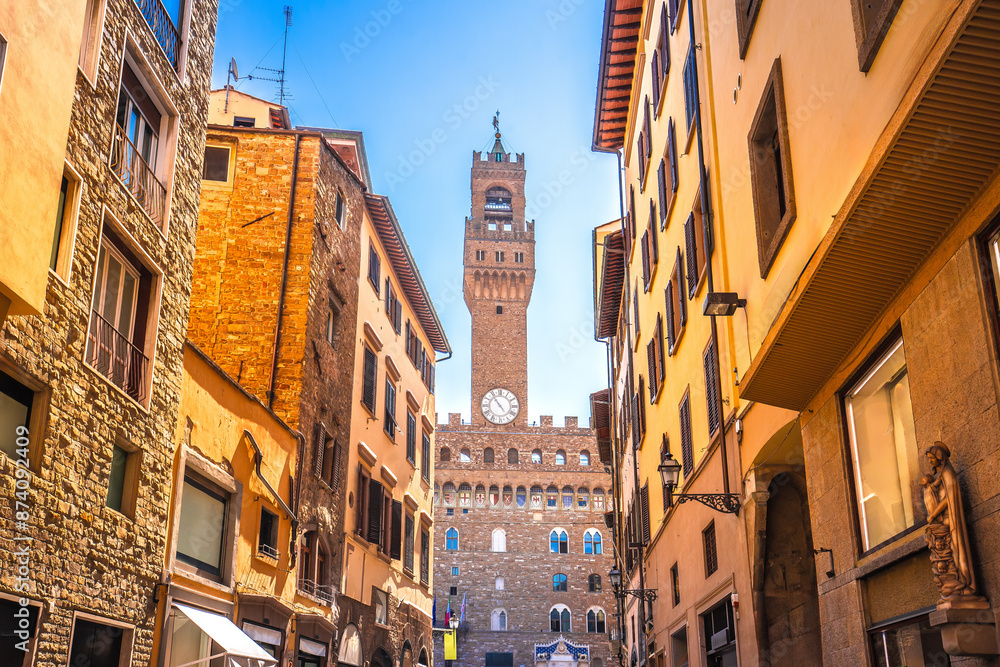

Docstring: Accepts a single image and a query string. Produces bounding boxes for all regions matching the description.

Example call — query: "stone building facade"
[0,0,218,665]
[435,130,614,667]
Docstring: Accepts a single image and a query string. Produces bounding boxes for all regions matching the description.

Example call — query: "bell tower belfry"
[463,116,535,426]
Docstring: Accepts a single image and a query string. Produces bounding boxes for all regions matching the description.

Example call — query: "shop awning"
[172,603,277,667]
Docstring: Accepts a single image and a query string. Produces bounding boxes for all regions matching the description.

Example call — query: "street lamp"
[658,452,741,514]
[449,616,459,630]
[702,292,746,317]
[608,566,656,603]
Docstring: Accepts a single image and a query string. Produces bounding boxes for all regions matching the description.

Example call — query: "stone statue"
[920,442,987,609]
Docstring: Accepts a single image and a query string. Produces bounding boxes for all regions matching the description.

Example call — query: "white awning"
[172,603,277,667]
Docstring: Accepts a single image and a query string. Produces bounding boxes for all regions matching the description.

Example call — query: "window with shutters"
[703,338,721,437]
[316,428,342,491]
[671,563,680,606]
[628,186,637,250]
[420,529,430,584]
[406,411,417,464]
[665,248,687,355]
[735,0,764,59]
[658,5,671,101]
[383,377,397,439]
[646,339,658,401]
[668,0,680,31]
[640,231,652,290]
[682,46,697,135]
[684,196,707,298]
[639,97,652,188]
[633,285,641,342]
[420,431,432,482]
[368,243,381,293]
[649,201,659,271]
[667,117,678,208]
[356,467,371,539]
[703,521,718,576]
[849,0,904,71]
[648,315,665,401]
[640,484,651,546]
[404,513,415,573]
[637,376,647,444]
[657,160,670,230]
[389,499,403,560]
[679,390,694,477]
[361,345,377,414]
[749,58,796,279]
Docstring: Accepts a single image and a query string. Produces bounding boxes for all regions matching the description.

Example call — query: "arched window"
[418,649,429,667]
[555,449,566,465]
[580,450,590,466]
[443,483,456,506]
[459,448,471,463]
[495,576,504,590]
[587,608,607,633]
[338,623,363,667]
[484,447,494,464]
[492,528,506,552]
[588,574,602,592]
[489,485,500,507]
[458,483,472,507]
[502,485,513,507]
[508,448,519,464]
[445,528,458,551]
[516,486,527,508]
[584,529,603,554]
[530,486,543,509]
[593,488,605,511]
[546,486,558,509]
[550,605,571,632]
[440,447,451,462]
[531,449,542,464]
[562,486,574,510]
[549,529,568,554]
[578,488,590,510]
[491,609,508,631]
[475,484,486,507]
[553,573,567,591]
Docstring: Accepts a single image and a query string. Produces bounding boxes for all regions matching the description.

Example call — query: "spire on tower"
[490,110,508,162]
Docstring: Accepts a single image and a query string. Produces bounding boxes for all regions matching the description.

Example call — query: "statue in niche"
[920,441,988,609]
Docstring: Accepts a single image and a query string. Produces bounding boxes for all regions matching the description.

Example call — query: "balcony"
[86,310,149,403]
[485,198,512,213]
[135,0,180,69]
[298,578,335,606]
[111,123,167,228]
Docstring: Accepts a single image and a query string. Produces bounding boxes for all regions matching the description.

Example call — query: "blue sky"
[211,0,620,425]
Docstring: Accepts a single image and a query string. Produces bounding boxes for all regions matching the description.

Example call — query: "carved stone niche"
[921,442,998,656]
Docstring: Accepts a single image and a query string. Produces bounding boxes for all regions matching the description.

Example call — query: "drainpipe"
[687,0,732,499]
[267,133,302,409]
[243,428,296,520]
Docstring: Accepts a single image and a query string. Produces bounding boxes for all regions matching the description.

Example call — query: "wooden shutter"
[704,339,721,435]
[385,279,392,316]
[646,340,657,398]
[657,160,668,228]
[382,489,393,554]
[641,232,651,289]
[634,286,641,338]
[660,5,671,74]
[643,97,652,159]
[390,499,403,560]
[665,281,676,353]
[640,484,651,544]
[668,119,678,194]
[669,0,680,30]
[638,376,647,438]
[362,347,377,412]
[651,51,661,112]
[680,395,694,475]
[331,441,343,491]
[629,187,637,240]
[638,132,646,183]
[356,468,368,535]
[656,314,665,384]
[677,247,688,325]
[685,214,698,299]
[631,390,640,450]
[313,425,325,477]
[367,479,384,544]
[649,202,659,264]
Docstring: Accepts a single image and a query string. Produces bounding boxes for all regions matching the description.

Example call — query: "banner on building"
[444,630,457,660]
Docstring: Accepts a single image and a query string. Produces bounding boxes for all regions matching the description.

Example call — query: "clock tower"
[464,122,534,426]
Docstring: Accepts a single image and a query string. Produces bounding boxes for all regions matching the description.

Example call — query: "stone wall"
[0,0,218,664]
[433,418,615,667]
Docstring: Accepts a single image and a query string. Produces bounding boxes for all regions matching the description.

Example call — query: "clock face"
[481,388,519,425]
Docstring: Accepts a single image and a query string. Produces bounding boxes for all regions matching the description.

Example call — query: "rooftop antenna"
[245,6,293,105]
[224,58,239,113]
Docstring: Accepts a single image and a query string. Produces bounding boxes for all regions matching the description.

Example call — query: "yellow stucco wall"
[0,1,86,317]
[207,88,285,128]
[342,205,437,618]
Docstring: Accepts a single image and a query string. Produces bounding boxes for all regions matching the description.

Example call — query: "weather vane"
[493,110,500,134]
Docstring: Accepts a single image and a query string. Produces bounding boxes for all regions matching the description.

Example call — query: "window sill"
[254,549,280,566]
[669,325,686,356]
[82,359,151,414]
[359,400,377,419]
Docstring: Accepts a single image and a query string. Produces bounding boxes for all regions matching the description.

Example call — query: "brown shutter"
[405,321,412,358]
[643,97,652,159]
[367,479,384,544]
[638,377,647,438]
[668,119,678,193]
[313,426,325,477]
[656,315,666,384]
[641,232,651,288]
[704,339,721,435]
[638,132,646,182]
[629,187,637,240]
[390,499,403,560]
[634,286,641,338]
[385,279,392,316]
[652,51,661,111]
[685,214,698,299]
[649,201,659,265]
[677,247,688,325]
[646,340,657,398]
[331,441,343,491]
[660,5,671,72]
[665,282,676,353]
[657,161,668,228]
[631,390,640,450]
[640,484,651,544]
[356,468,367,535]
[680,395,694,475]
[362,347,377,411]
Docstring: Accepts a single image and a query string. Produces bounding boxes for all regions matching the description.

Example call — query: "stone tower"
[464,127,535,425]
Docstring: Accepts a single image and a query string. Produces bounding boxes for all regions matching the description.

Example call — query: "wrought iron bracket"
[673,493,741,514]
[617,588,658,603]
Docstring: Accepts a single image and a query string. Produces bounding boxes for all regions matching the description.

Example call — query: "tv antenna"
[224,57,238,112]
[245,6,294,105]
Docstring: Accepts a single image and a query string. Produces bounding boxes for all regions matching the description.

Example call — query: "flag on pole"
[460,592,467,623]
[445,597,451,628]
[432,596,436,627]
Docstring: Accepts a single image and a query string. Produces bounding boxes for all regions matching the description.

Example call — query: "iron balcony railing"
[135,0,180,69]
[297,578,335,606]
[86,310,149,402]
[111,123,167,228]
[258,544,279,560]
